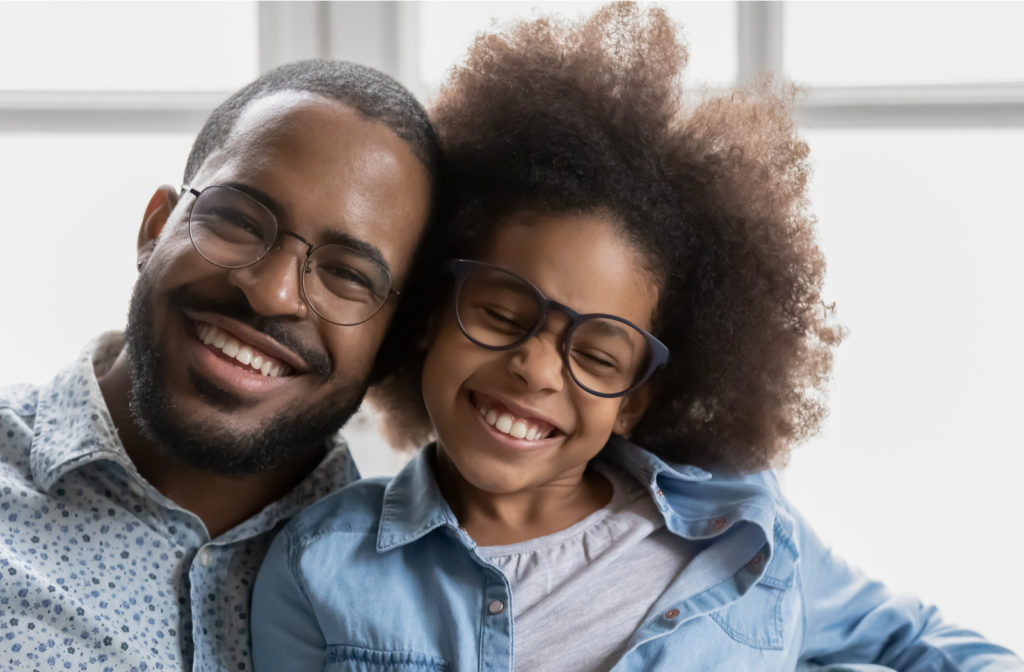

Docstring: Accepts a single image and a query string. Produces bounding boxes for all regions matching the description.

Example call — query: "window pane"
[784,128,1024,655]
[0,132,194,386]
[416,1,736,96]
[785,1,1024,86]
[0,1,258,91]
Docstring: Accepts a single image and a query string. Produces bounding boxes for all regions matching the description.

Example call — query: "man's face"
[127,93,431,474]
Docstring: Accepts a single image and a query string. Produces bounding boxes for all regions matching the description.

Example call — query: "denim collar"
[375,436,797,589]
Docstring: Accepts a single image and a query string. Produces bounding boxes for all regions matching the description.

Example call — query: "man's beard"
[124,269,366,476]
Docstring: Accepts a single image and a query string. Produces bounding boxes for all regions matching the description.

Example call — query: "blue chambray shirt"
[251,438,1023,672]
[0,333,359,671]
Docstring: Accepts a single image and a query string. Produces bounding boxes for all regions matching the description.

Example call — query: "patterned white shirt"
[0,333,358,671]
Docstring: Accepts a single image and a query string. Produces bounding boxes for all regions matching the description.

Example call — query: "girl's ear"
[614,383,652,438]
[416,312,439,350]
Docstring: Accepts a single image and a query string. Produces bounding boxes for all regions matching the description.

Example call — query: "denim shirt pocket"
[710,522,800,651]
[325,645,450,671]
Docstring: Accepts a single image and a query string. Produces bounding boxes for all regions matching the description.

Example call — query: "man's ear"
[613,383,652,438]
[137,185,179,264]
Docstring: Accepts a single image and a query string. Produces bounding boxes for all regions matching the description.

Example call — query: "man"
[0,60,435,670]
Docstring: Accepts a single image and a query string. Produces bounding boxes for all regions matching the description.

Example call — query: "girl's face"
[421,210,660,496]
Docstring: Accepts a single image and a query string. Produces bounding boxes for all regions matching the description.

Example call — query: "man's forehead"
[198,91,361,176]
[231,90,339,140]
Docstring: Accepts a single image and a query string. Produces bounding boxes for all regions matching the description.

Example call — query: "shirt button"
[664,608,680,619]
[196,548,215,567]
[655,489,664,498]
[487,599,505,615]
[749,553,764,569]
[711,517,727,532]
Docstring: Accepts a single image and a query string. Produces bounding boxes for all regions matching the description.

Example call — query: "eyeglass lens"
[187,185,393,325]
[455,266,654,396]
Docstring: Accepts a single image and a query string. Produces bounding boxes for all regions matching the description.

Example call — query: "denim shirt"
[251,438,1023,671]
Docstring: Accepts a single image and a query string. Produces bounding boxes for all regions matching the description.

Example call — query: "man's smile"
[195,321,292,377]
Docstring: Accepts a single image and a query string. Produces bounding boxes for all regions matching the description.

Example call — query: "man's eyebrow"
[220,181,391,273]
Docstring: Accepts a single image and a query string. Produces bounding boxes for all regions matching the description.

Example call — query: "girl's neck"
[433,451,613,546]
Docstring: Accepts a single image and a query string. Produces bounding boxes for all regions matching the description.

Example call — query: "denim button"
[487,599,504,615]
[664,608,680,619]
[711,517,727,532]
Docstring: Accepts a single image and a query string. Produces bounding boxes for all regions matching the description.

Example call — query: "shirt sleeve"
[250,525,328,672]
[791,502,1024,671]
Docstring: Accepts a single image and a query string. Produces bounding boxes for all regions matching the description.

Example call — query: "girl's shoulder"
[283,475,393,544]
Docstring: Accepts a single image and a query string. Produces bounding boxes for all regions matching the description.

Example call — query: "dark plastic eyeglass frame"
[448,258,670,398]
[182,184,399,326]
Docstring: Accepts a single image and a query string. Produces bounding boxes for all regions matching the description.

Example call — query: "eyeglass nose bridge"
[271,230,315,265]
[523,299,581,348]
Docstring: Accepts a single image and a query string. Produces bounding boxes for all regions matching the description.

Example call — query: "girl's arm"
[250,526,328,671]
[792,503,1023,671]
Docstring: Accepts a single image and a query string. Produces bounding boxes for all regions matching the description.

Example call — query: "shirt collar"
[31,332,132,490]
[598,436,797,588]
[30,332,359,542]
[377,444,460,552]
[374,436,795,576]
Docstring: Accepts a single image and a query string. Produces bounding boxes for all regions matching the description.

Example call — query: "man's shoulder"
[0,381,41,417]
[284,476,392,544]
[0,381,41,479]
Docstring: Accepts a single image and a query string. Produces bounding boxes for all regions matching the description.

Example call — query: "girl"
[251,5,1022,670]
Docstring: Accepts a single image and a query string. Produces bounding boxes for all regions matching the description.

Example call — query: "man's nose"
[226,237,310,319]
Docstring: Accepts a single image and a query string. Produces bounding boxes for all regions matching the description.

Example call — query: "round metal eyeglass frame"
[183,184,399,326]
[448,258,670,398]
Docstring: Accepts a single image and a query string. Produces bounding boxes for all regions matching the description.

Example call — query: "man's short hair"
[183,59,437,184]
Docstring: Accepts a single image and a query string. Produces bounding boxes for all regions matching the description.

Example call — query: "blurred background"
[1,0,1022,655]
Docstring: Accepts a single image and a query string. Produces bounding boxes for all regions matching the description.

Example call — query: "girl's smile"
[421,209,660,537]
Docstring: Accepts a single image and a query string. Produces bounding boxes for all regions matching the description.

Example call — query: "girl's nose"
[506,331,567,393]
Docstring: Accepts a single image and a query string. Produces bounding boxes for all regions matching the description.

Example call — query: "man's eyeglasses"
[183,184,397,326]
[449,259,669,398]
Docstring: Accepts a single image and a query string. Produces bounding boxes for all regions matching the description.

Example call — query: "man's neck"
[97,350,323,538]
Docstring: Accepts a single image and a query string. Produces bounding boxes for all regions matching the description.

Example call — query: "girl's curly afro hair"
[370,2,843,473]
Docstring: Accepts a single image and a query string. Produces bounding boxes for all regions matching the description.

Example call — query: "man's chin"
[128,374,362,475]
[125,273,364,476]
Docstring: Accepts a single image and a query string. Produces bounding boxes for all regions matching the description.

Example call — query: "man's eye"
[323,265,373,289]
[208,207,262,235]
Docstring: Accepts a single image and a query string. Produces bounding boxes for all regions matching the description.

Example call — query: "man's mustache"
[168,286,332,377]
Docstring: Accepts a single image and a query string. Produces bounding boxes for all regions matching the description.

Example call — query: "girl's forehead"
[478,211,660,327]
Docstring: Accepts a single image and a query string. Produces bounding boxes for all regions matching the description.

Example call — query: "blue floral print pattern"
[0,333,357,671]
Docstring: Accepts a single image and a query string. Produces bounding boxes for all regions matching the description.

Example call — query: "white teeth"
[475,398,551,441]
[510,420,528,439]
[194,322,288,378]
[495,414,514,434]
[222,339,240,357]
